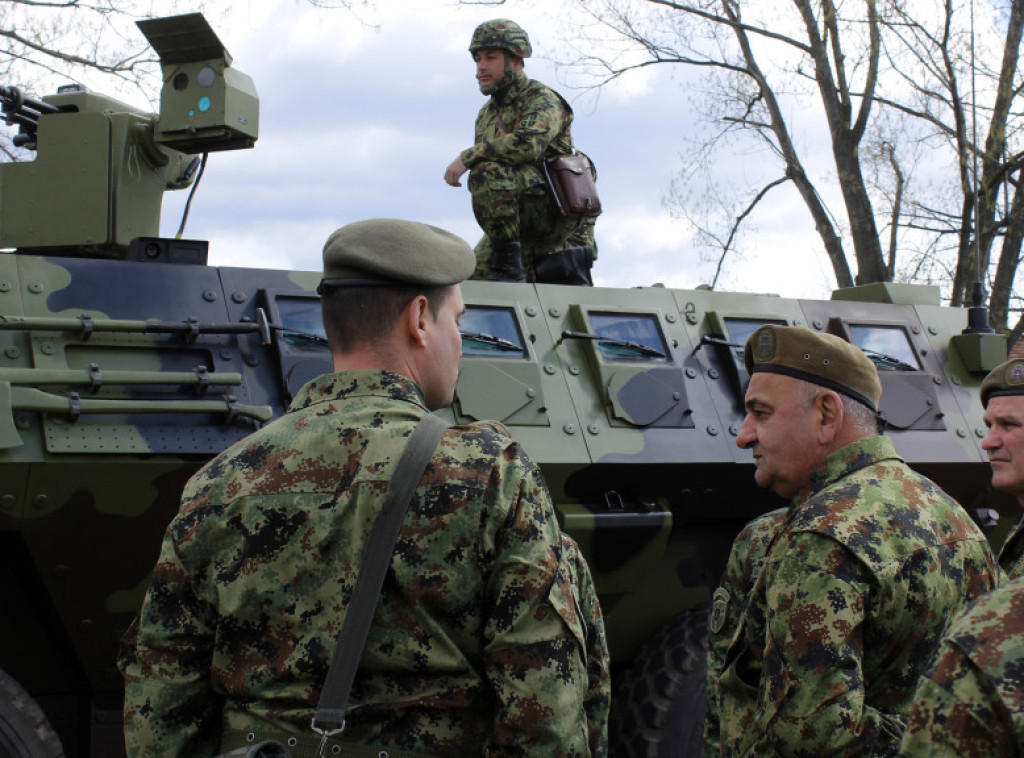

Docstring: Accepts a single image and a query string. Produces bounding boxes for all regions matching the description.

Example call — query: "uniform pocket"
[547,536,588,655]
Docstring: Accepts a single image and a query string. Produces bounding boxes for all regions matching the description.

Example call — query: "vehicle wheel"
[0,669,64,758]
[609,606,709,758]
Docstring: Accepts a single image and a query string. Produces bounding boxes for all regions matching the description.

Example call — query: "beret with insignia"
[318,218,475,292]
[980,358,1024,408]
[744,324,882,412]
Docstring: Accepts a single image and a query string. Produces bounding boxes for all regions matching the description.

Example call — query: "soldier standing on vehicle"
[120,218,610,757]
[898,573,1024,757]
[710,324,1000,757]
[443,19,597,285]
[979,357,1024,578]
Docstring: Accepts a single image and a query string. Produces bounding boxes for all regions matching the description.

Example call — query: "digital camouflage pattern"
[120,369,610,758]
[704,507,787,757]
[561,533,611,757]
[468,19,533,58]
[717,436,1001,757]
[899,574,1024,757]
[997,514,1024,579]
[460,69,594,279]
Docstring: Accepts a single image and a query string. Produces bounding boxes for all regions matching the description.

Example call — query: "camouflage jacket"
[998,512,1024,579]
[717,436,1000,757]
[899,575,1024,757]
[121,369,609,758]
[460,70,573,179]
[704,507,787,757]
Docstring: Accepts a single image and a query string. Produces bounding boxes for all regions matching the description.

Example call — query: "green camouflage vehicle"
[0,12,1012,758]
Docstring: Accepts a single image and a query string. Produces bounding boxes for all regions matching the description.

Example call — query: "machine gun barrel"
[0,85,61,146]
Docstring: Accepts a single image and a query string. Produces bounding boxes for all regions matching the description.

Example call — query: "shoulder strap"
[312,413,450,741]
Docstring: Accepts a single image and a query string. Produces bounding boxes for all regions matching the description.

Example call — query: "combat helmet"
[469,19,532,59]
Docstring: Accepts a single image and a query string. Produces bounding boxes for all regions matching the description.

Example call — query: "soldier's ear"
[815,390,844,441]
[403,295,430,349]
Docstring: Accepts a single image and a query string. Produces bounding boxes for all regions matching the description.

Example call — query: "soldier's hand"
[445,157,468,187]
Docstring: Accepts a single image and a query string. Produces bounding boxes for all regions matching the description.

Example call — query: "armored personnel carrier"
[0,12,1011,758]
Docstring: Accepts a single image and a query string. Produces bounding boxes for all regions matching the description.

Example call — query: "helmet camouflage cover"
[469,19,532,58]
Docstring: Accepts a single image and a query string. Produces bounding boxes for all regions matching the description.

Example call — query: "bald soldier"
[120,219,610,757]
[979,357,1024,578]
[710,325,1000,757]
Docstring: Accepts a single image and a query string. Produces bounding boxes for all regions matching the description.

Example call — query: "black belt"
[220,729,438,758]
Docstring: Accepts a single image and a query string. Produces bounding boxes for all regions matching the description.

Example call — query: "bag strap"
[311,413,450,746]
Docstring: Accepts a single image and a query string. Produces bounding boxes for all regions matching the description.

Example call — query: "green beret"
[318,218,475,291]
[980,358,1024,408]
[744,324,882,412]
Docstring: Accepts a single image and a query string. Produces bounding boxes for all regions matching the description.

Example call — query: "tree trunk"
[794,0,887,285]
[990,174,1024,332]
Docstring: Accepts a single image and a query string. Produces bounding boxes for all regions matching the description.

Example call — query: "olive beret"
[318,218,475,291]
[744,324,882,412]
[980,358,1024,408]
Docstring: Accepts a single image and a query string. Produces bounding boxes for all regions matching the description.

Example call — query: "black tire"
[0,669,64,758]
[609,606,709,758]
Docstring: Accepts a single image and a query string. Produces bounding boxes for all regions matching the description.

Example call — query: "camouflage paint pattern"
[899,574,1024,757]
[716,436,1001,757]
[1,256,1013,756]
[704,507,786,757]
[460,70,593,279]
[121,370,609,757]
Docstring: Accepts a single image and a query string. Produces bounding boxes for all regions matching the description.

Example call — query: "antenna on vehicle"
[964,0,994,335]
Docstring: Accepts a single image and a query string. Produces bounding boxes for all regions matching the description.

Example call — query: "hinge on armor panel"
[603,490,625,511]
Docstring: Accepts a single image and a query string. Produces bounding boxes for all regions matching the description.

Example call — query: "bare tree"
[507,0,1024,320]
[548,0,902,288]
[873,0,1024,329]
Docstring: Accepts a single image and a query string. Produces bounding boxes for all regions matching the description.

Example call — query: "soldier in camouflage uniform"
[443,19,596,285]
[980,357,1024,578]
[703,507,786,757]
[711,324,1000,757]
[899,574,1024,757]
[120,219,610,757]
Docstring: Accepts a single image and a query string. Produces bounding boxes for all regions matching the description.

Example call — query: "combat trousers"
[468,160,593,281]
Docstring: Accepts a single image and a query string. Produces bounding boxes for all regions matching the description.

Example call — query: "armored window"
[460,306,527,358]
[849,324,920,371]
[588,312,669,363]
[275,296,327,349]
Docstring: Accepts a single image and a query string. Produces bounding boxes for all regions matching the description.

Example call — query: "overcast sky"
[147,0,841,297]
